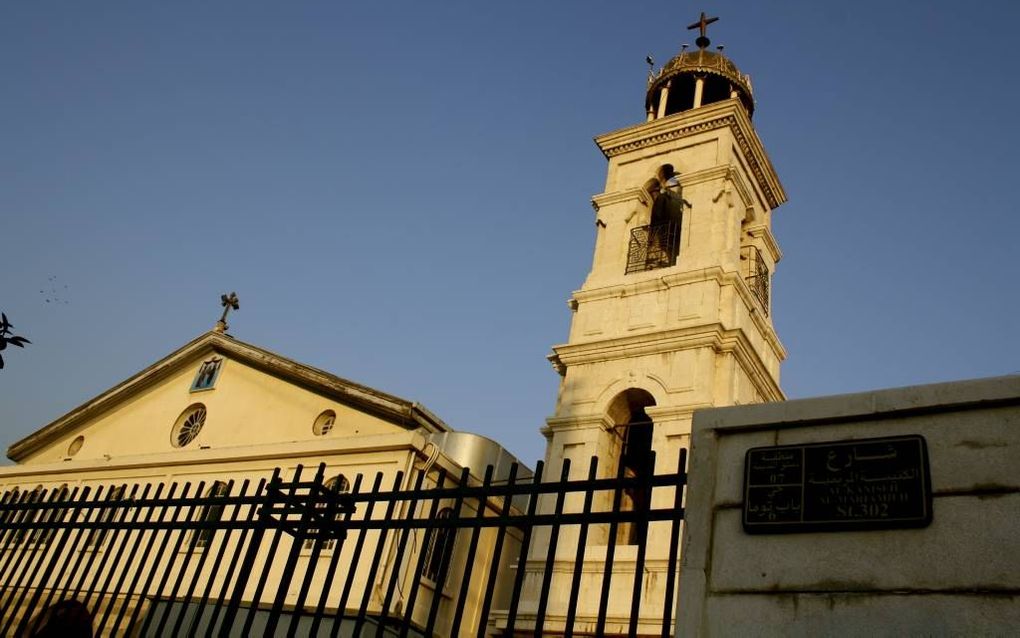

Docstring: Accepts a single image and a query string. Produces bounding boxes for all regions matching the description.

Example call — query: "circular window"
[67,436,85,457]
[312,410,336,437]
[172,404,207,448]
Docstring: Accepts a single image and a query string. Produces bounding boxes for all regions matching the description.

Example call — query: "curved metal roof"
[647,48,754,116]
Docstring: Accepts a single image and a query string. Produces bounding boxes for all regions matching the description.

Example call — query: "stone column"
[693,76,705,108]
[656,80,671,119]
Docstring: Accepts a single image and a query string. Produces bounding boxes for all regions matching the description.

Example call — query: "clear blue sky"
[2,1,1019,466]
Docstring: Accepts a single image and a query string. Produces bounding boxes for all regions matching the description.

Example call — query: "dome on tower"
[645,47,755,118]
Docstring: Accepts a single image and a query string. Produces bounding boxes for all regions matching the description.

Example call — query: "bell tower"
[532,15,787,633]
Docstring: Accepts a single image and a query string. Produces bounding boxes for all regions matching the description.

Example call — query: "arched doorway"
[605,388,656,545]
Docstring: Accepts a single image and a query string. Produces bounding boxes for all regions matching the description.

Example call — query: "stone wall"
[677,375,1020,636]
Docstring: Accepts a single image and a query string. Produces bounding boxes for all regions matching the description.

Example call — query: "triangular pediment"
[7,331,448,464]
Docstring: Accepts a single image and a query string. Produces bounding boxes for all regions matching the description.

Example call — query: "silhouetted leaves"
[0,312,31,369]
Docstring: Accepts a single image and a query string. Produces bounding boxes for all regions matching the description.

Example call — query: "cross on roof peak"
[687,12,719,49]
[214,291,239,333]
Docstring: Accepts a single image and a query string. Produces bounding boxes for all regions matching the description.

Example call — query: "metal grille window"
[626,222,680,274]
[743,246,770,315]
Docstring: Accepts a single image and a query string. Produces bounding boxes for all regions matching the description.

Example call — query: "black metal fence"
[0,449,687,637]
[626,222,680,274]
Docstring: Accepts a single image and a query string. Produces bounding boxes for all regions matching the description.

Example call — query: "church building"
[0,14,790,637]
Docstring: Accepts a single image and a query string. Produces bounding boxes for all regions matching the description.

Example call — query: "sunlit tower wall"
[514,20,788,635]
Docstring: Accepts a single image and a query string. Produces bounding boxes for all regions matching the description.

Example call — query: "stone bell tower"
[529,15,787,633]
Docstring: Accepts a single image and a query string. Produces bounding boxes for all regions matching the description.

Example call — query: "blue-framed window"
[190,358,223,392]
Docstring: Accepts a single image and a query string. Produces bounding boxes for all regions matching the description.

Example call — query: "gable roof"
[6,331,450,462]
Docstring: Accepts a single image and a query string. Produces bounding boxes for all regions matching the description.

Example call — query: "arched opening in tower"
[663,75,696,116]
[700,74,732,107]
[606,388,656,545]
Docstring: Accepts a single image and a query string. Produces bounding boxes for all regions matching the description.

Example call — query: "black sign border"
[742,434,933,535]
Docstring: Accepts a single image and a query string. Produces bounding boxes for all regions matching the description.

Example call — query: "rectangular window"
[192,481,230,550]
[422,508,456,587]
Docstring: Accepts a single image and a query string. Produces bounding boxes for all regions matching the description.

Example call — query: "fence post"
[627,450,656,637]
[534,458,572,636]
[503,460,545,635]
[264,464,324,635]
[662,447,688,637]
[218,468,280,635]
[564,456,600,638]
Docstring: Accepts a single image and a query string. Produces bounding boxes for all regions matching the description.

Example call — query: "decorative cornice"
[0,431,425,481]
[594,100,786,210]
[714,328,786,402]
[644,404,711,421]
[7,332,450,463]
[567,267,786,361]
[591,187,649,212]
[546,352,566,376]
[747,225,783,264]
[550,323,783,404]
[552,322,722,365]
[726,168,755,214]
[571,265,729,306]
[544,414,615,432]
[597,114,726,158]
[593,165,754,214]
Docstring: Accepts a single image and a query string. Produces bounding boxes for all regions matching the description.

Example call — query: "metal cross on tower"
[215,292,240,333]
[687,11,719,49]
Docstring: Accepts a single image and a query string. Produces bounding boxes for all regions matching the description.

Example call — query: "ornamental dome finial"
[645,13,755,119]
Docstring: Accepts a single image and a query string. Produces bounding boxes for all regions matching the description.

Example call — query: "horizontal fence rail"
[0,449,687,637]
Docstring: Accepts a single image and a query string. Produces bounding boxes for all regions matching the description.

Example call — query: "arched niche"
[605,388,656,545]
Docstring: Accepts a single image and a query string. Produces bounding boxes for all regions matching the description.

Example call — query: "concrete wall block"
[707,493,1020,592]
[699,592,1020,638]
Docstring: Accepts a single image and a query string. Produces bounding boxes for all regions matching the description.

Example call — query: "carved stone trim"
[727,169,755,213]
[566,266,786,361]
[644,404,705,421]
[550,323,783,402]
[545,414,615,432]
[547,352,566,376]
[746,225,783,264]
[591,187,649,212]
[595,101,786,210]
